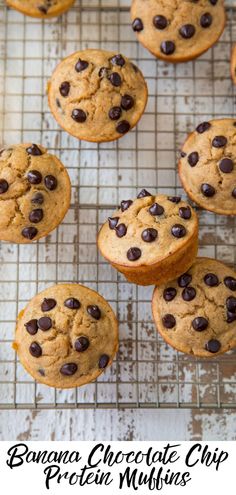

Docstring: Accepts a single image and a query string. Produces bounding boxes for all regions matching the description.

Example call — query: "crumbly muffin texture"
[48,49,148,142]
[6,0,75,18]
[14,284,119,388]
[152,258,236,357]
[0,143,71,243]
[179,119,236,216]
[131,0,226,62]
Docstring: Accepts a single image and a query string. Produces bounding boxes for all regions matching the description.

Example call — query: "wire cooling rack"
[0,0,235,410]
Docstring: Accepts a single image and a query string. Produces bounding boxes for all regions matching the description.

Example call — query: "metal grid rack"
[0,0,236,409]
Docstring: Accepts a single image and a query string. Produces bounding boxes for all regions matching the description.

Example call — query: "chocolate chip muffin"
[14,284,118,388]
[152,257,236,357]
[98,190,198,286]
[48,49,148,143]
[6,0,75,18]
[179,119,236,216]
[131,0,226,63]
[231,44,236,84]
[0,143,71,243]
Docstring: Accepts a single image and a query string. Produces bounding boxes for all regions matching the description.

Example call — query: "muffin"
[179,119,236,216]
[48,49,148,142]
[231,44,236,84]
[14,284,118,388]
[152,257,236,357]
[131,0,226,63]
[0,143,71,243]
[98,190,199,286]
[6,0,75,18]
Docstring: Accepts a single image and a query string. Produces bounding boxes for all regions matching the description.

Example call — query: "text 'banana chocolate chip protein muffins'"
[98,190,199,286]
[152,257,236,357]
[14,284,119,388]
[0,143,71,243]
[179,119,236,216]
[48,49,148,142]
[131,0,226,63]
[231,44,236,84]
[6,0,75,18]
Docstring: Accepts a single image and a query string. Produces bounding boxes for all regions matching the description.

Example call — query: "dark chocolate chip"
[44,175,57,191]
[27,170,42,185]
[31,192,44,205]
[72,108,87,123]
[109,106,122,121]
[212,135,227,148]
[163,287,177,302]
[38,316,52,331]
[219,158,233,173]
[24,319,38,335]
[171,224,186,238]
[201,183,216,197]
[188,151,199,167]
[227,311,236,323]
[209,0,218,4]
[111,54,125,67]
[38,369,45,376]
[87,305,101,320]
[204,273,219,287]
[0,179,9,194]
[121,200,133,211]
[121,94,134,111]
[182,287,196,301]
[226,296,236,313]
[108,217,119,229]
[179,206,191,220]
[141,228,158,243]
[127,247,141,261]
[60,363,78,376]
[75,59,89,72]
[160,41,176,55]
[137,189,152,198]
[192,317,208,331]
[99,354,110,369]
[116,120,130,134]
[196,122,211,134]
[200,13,213,28]
[205,339,221,353]
[26,144,42,156]
[22,227,38,240]
[41,298,57,312]
[232,188,236,199]
[59,81,70,97]
[153,15,168,30]
[224,276,236,291]
[149,203,164,216]
[162,314,176,329]
[115,223,127,238]
[178,273,192,287]
[132,18,144,32]
[181,151,187,158]
[29,342,42,358]
[109,72,122,87]
[179,24,196,39]
[75,336,89,352]
[64,298,81,310]
[168,196,181,203]
[29,209,43,224]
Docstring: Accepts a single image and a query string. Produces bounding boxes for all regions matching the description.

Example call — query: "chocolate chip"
[153,15,168,30]
[109,72,122,87]
[132,18,144,32]
[192,317,208,331]
[178,273,192,287]
[121,200,133,211]
[161,41,176,55]
[38,369,45,376]
[111,54,125,66]
[200,13,213,28]
[149,203,164,216]
[162,314,176,329]
[121,94,134,111]
[75,59,89,72]
[24,319,38,335]
[60,363,78,376]
[137,189,152,198]
[99,354,110,369]
[127,247,141,261]
[0,179,9,194]
[227,311,236,323]
[64,298,81,310]
[181,151,187,158]
[59,81,70,97]
[212,135,227,148]
[171,224,186,238]
[72,108,87,123]
[29,209,43,223]
[87,305,101,320]
[182,287,196,301]
[232,188,236,199]
[30,342,42,358]
[196,122,211,134]
[108,217,119,229]
[41,298,56,312]
[163,288,177,302]
[141,228,158,243]
[179,24,196,39]
[74,337,89,352]
[205,339,221,353]
[219,158,233,173]
[224,276,236,291]
[209,0,218,4]
[226,296,236,313]
[31,192,44,205]
[188,152,199,167]
[204,273,219,287]
[38,5,48,14]
[38,316,52,331]
[179,206,191,220]
[27,170,42,185]
[109,106,122,121]
[22,227,38,240]
[201,183,216,197]
[26,144,42,156]
[116,121,130,134]
[115,223,127,238]
[168,196,181,203]
[44,175,57,191]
